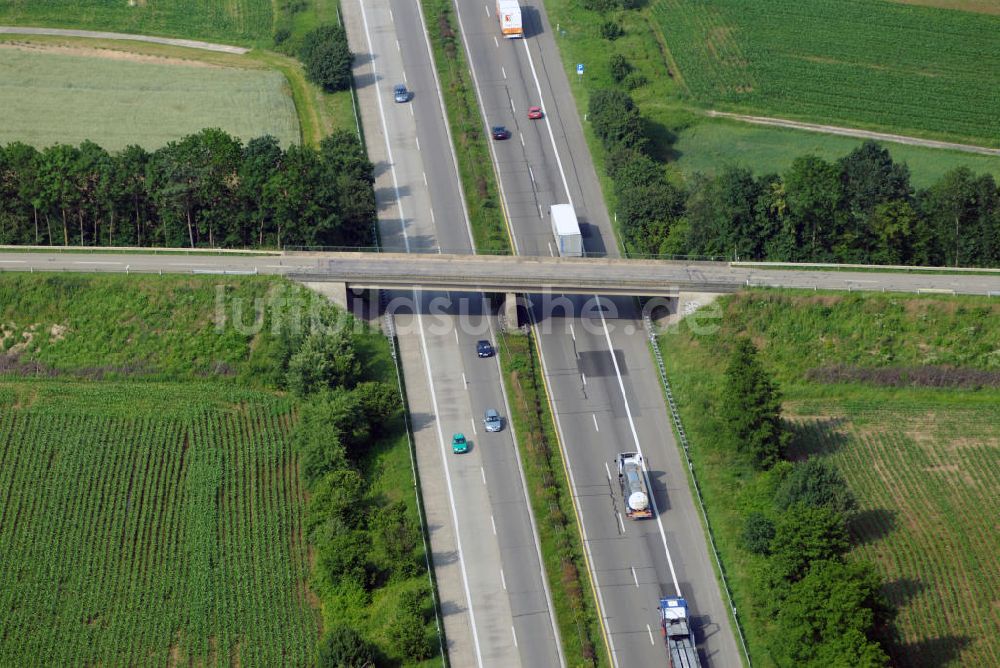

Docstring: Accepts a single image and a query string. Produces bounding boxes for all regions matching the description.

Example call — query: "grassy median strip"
[418,0,511,254]
[497,330,608,668]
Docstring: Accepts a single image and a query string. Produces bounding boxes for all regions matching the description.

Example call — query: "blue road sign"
[576,63,584,75]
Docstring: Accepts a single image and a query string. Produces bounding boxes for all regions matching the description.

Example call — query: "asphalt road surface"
[341,0,562,665]
[448,1,744,665]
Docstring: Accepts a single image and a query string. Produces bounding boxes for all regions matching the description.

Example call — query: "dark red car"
[527,106,543,119]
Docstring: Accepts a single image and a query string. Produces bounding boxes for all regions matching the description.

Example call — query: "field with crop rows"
[0,381,317,665]
[787,403,1000,666]
[0,46,299,150]
[651,0,1000,146]
[0,0,272,45]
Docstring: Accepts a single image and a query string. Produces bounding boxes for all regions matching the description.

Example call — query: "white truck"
[617,452,652,519]
[659,596,701,668]
[496,0,523,38]
[550,203,583,257]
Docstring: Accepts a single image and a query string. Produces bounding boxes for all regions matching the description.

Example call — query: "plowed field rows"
[0,382,316,666]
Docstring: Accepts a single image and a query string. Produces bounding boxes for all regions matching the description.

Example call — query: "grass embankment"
[537,0,1000,187]
[0,274,437,665]
[417,0,511,253]
[497,331,608,667]
[659,290,1000,667]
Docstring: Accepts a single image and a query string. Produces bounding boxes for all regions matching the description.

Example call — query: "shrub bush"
[599,21,624,40]
[318,625,375,668]
[609,53,633,83]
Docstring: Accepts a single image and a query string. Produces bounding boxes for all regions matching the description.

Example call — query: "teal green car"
[451,433,469,454]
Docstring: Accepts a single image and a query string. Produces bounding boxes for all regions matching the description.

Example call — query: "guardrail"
[732,260,1000,274]
[643,310,752,667]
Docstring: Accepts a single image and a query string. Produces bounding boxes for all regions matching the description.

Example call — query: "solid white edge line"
[487,311,567,668]
[595,295,681,596]
[358,0,410,251]
[414,290,485,666]
[521,40,573,207]
[411,0,476,250]
[528,310,620,668]
[452,0,520,254]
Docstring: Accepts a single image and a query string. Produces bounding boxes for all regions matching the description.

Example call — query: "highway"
[449,1,743,665]
[341,0,562,665]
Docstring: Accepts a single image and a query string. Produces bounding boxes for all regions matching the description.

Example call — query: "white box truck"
[496,0,523,38]
[550,203,583,257]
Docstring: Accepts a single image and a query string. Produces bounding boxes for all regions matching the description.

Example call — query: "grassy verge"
[658,290,1000,666]
[497,330,608,667]
[417,0,511,253]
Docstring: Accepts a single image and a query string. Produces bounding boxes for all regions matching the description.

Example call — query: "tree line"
[589,90,1000,267]
[723,339,892,666]
[0,128,375,249]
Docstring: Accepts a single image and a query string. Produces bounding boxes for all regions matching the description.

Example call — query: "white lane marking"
[472,419,478,436]
[605,461,612,481]
[520,133,525,147]
[596,295,681,596]
[481,466,487,485]
[569,323,576,341]
[528,312,619,667]
[547,242,554,257]
[538,204,544,218]
[411,291,483,664]
[502,66,507,79]
[491,514,497,535]
[521,40,573,206]
[423,171,428,186]
[389,8,393,21]
[358,0,411,251]
[410,104,414,117]
[415,135,420,151]
[494,35,499,48]
[430,207,435,224]
[511,626,518,649]
[410,0,476,250]
[0,260,26,263]
[581,372,587,386]
[528,165,535,184]
[454,328,460,344]
[74,261,122,265]
[593,414,599,432]
[631,566,639,588]
[403,69,408,84]
[485,4,490,16]
[510,98,516,114]
[462,372,468,387]
[847,279,878,283]
[647,624,655,645]
[500,568,507,590]
[396,39,400,52]
[616,511,625,534]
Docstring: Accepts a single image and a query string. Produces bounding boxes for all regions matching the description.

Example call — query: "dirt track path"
[707,110,1000,157]
[0,26,249,54]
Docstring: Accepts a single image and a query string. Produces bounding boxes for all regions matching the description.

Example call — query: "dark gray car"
[393,84,410,103]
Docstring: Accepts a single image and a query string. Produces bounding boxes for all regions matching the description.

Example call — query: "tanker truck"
[617,452,652,519]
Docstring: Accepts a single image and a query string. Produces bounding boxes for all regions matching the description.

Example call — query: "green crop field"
[0,382,316,665]
[651,0,1000,147]
[660,291,1000,666]
[0,45,300,150]
[0,0,272,45]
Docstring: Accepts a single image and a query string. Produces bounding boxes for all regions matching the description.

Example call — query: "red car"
[527,106,544,119]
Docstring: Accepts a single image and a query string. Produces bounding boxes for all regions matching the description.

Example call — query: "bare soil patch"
[892,0,1000,15]
[0,41,221,68]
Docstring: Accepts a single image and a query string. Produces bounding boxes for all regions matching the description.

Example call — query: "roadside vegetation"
[418,0,511,253]
[0,128,375,249]
[0,274,439,666]
[539,0,1000,257]
[497,330,607,667]
[660,290,1000,666]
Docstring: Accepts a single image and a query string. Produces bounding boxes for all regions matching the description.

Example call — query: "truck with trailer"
[496,0,523,38]
[550,203,583,257]
[617,452,652,519]
[659,596,700,668]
